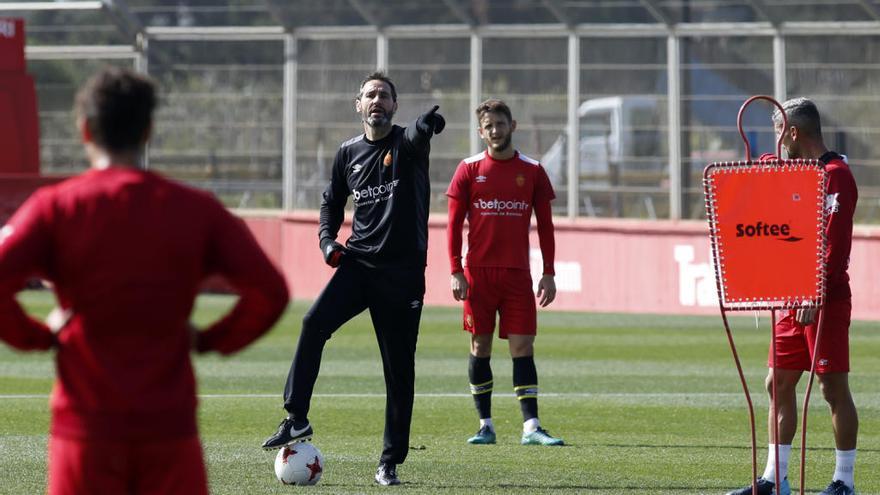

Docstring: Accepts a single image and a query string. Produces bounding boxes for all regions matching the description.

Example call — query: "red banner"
[0,18,24,73]
[705,160,827,310]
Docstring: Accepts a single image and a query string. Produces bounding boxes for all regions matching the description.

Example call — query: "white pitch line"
[0,392,750,400]
[201,392,748,399]
[5,392,880,408]
[4,392,879,402]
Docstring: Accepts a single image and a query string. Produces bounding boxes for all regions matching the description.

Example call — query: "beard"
[488,134,512,153]
[363,107,394,128]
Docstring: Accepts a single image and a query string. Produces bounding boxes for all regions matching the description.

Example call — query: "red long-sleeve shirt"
[759,152,857,300]
[446,150,556,275]
[0,166,289,440]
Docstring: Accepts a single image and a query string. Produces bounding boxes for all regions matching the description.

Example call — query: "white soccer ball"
[274,443,324,486]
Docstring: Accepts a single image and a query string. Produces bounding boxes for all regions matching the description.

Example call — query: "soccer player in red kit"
[0,67,289,495]
[727,98,859,495]
[446,99,563,446]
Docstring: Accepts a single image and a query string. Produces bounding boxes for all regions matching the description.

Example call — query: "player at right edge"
[727,97,859,495]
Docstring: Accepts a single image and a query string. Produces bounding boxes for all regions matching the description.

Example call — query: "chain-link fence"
[8,1,880,221]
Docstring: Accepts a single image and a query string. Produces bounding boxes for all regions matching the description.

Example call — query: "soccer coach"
[0,67,290,495]
[262,71,445,486]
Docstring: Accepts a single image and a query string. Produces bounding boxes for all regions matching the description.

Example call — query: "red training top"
[0,167,289,440]
[759,152,858,301]
[446,150,556,275]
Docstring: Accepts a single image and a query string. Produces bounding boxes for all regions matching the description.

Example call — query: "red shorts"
[769,298,851,374]
[48,434,208,495]
[463,267,536,339]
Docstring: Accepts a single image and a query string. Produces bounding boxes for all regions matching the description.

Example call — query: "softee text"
[735,222,791,237]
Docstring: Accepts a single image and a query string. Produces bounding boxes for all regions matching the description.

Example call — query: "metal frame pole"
[667,33,682,220]
[136,33,150,170]
[376,31,388,72]
[773,33,787,103]
[134,33,148,74]
[469,31,482,156]
[566,32,579,219]
[283,33,297,210]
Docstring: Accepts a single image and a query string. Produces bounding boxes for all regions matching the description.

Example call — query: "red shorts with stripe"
[769,298,851,374]
[463,267,536,339]
[48,434,208,495]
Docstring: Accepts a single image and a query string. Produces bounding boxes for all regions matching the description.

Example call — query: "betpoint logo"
[0,20,15,38]
[472,198,530,211]
[735,221,801,242]
[352,179,399,204]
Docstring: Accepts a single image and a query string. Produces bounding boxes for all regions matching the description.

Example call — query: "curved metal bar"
[736,95,788,160]
[722,309,759,494]
[704,162,757,493]
[771,309,780,493]
[799,307,827,495]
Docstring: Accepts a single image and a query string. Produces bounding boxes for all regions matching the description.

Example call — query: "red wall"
[239,211,880,320]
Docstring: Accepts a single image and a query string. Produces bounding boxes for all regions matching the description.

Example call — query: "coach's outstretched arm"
[405,105,445,151]
[195,207,289,355]
[0,190,56,351]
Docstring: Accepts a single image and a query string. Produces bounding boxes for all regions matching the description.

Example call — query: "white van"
[541,96,665,216]
[542,95,664,188]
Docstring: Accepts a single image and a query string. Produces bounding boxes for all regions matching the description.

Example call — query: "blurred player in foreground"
[446,99,563,447]
[727,98,859,495]
[261,71,445,486]
[0,67,290,495]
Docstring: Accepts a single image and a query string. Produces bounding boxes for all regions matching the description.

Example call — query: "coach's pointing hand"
[451,272,469,301]
[417,105,446,135]
[537,274,556,307]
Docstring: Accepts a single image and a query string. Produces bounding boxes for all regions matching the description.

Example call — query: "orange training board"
[705,161,827,310]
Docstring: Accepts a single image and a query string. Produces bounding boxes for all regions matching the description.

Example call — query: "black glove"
[416,105,445,135]
[319,238,345,268]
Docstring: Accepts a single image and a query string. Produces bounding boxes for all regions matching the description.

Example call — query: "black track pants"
[283,260,424,464]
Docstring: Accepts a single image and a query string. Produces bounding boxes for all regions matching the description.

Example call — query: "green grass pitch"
[1,291,878,494]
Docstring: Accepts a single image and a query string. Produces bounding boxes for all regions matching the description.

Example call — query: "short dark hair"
[357,71,397,102]
[475,98,513,123]
[74,66,157,153]
[773,97,822,138]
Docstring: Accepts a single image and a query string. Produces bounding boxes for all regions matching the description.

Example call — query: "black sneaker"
[260,418,313,450]
[375,462,400,486]
[726,477,790,495]
[819,480,856,495]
